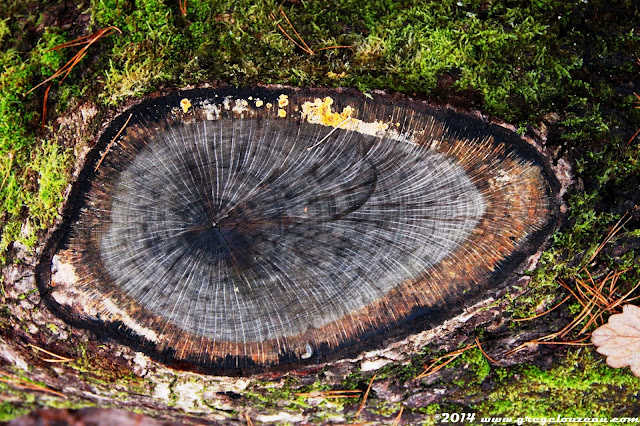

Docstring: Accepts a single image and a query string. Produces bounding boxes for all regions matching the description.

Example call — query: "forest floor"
[1,0,640,424]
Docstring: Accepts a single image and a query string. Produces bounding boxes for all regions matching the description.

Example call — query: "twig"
[512,295,572,322]
[244,412,254,426]
[392,406,404,426]
[295,389,362,399]
[506,337,591,356]
[179,0,187,17]
[475,337,500,366]
[28,343,74,363]
[0,370,67,398]
[95,113,133,172]
[586,215,630,265]
[415,343,477,380]
[270,8,351,56]
[277,8,313,54]
[27,26,121,127]
[307,117,350,151]
[356,374,376,417]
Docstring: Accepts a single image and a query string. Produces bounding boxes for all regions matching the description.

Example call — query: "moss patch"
[479,349,640,419]
[0,401,30,422]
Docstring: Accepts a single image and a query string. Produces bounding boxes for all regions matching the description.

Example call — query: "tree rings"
[39,87,561,370]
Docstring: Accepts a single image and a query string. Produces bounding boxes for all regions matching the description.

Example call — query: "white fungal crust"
[50,87,557,368]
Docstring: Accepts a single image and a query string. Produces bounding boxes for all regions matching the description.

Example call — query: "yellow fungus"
[278,94,289,108]
[180,98,192,113]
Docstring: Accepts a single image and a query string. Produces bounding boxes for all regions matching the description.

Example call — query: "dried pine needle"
[295,389,362,399]
[27,26,121,127]
[0,370,67,398]
[392,407,404,426]
[28,343,74,363]
[356,374,376,417]
[508,215,636,356]
[95,114,132,172]
[270,8,351,56]
[415,343,477,380]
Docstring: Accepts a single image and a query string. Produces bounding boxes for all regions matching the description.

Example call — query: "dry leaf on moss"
[591,304,640,376]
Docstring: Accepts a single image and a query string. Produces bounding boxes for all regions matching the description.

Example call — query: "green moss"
[0,23,75,262]
[100,56,169,106]
[372,356,425,383]
[417,404,441,426]
[17,288,37,300]
[42,398,94,410]
[87,0,592,123]
[0,401,30,422]
[459,347,491,384]
[479,349,640,418]
[26,137,72,232]
[368,399,402,417]
[245,378,316,412]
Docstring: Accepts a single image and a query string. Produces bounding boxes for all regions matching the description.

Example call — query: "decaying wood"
[0,89,570,424]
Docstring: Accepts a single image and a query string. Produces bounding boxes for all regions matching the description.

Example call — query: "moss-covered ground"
[1,0,639,422]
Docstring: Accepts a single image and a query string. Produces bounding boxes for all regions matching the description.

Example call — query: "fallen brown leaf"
[591,304,640,376]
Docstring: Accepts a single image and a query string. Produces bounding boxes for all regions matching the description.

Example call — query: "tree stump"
[0,87,569,424]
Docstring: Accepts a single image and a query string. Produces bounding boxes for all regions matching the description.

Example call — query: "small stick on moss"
[243,413,254,426]
[27,26,121,127]
[179,0,187,17]
[586,215,630,265]
[415,342,477,380]
[295,389,362,399]
[95,113,133,172]
[512,295,571,322]
[475,337,501,366]
[28,343,74,363]
[270,8,351,56]
[392,406,404,426]
[276,8,313,54]
[356,374,376,417]
[0,370,67,398]
[506,337,591,356]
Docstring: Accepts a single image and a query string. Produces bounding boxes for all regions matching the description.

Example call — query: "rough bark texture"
[0,245,567,424]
